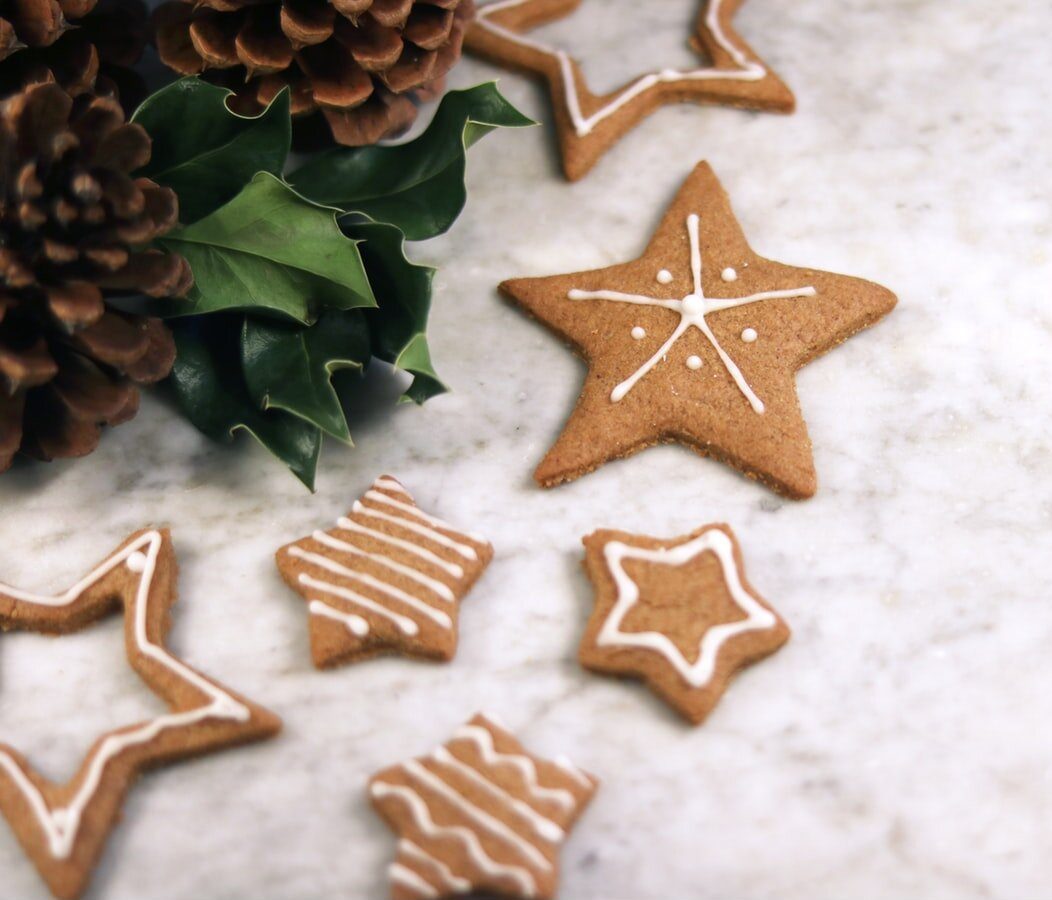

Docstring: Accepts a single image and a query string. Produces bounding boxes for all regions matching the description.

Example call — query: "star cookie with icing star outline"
[580,523,788,725]
[466,0,795,180]
[0,528,281,900]
[501,161,897,498]
[276,475,493,669]
[369,712,598,900]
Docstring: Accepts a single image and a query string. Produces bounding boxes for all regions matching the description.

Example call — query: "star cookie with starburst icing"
[579,523,788,725]
[276,475,493,669]
[500,161,897,498]
[466,0,795,179]
[369,712,598,900]
[0,528,281,900]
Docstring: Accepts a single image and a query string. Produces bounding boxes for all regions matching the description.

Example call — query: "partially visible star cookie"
[276,475,493,668]
[580,524,788,725]
[0,529,281,900]
[501,161,898,498]
[467,0,795,180]
[369,713,598,900]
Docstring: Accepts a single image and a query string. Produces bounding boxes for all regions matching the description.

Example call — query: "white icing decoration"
[686,355,703,370]
[741,327,758,343]
[598,528,777,688]
[721,267,738,282]
[337,517,463,578]
[0,532,250,860]
[656,270,673,285]
[371,782,537,897]
[452,723,577,813]
[389,863,438,898]
[299,574,420,636]
[553,756,594,790]
[353,501,478,561]
[631,326,646,340]
[399,839,472,895]
[364,489,488,545]
[568,214,815,413]
[475,0,767,137]
[310,599,369,637]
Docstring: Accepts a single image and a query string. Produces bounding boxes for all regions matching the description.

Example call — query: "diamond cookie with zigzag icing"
[276,476,493,668]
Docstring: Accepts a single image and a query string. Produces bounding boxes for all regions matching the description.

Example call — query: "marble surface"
[3,1,1052,897]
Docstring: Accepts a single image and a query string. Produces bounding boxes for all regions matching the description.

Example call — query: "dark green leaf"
[241,310,370,441]
[157,173,375,322]
[346,221,445,403]
[170,318,322,488]
[132,77,291,224]
[289,83,534,240]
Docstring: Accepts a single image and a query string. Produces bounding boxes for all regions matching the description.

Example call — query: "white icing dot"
[686,355,703,370]
[126,552,148,573]
[656,269,673,284]
[721,267,738,282]
[631,326,646,340]
[681,294,703,315]
[741,328,758,343]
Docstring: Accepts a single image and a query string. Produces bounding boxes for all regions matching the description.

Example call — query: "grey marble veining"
[2,1,1052,897]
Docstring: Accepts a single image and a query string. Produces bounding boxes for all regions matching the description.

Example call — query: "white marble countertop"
[3,1,1052,897]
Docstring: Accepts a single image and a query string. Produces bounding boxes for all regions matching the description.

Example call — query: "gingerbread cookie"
[0,529,281,900]
[276,475,493,669]
[369,713,598,900]
[580,524,788,725]
[466,0,795,180]
[500,162,897,498]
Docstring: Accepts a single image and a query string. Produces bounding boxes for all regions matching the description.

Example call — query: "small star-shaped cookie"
[580,524,788,725]
[466,0,795,179]
[276,475,493,668]
[0,529,281,900]
[501,161,897,498]
[369,713,598,900]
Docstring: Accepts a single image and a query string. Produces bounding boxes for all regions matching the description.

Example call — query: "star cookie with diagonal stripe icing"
[276,475,494,668]
[500,161,898,498]
[466,0,796,180]
[580,524,788,725]
[0,528,281,900]
[369,713,598,900]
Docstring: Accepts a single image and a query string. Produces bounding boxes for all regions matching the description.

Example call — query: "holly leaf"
[346,221,445,403]
[170,318,322,489]
[289,83,534,240]
[241,310,370,442]
[156,173,375,322]
[132,77,291,224]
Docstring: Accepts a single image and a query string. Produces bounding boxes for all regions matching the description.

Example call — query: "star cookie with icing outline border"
[466,0,795,180]
[0,528,281,900]
[369,712,598,900]
[580,523,788,725]
[500,162,897,498]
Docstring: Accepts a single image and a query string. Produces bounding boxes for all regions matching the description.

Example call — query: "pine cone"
[0,79,192,473]
[154,0,475,147]
[0,0,149,109]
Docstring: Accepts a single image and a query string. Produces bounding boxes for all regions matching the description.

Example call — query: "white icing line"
[432,747,565,843]
[402,759,552,872]
[400,839,472,895]
[352,502,478,562]
[452,724,576,813]
[289,547,452,630]
[553,755,594,790]
[390,863,439,898]
[365,488,489,546]
[374,476,412,497]
[475,0,766,136]
[0,532,250,860]
[312,531,455,603]
[337,517,464,579]
[308,599,369,637]
[299,574,420,636]
[599,528,777,688]
[371,782,537,897]
[567,213,815,413]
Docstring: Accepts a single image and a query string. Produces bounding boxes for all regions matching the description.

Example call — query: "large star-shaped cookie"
[0,529,281,900]
[369,713,598,900]
[276,475,493,669]
[466,0,795,180]
[580,524,788,725]
[501,162,897,498]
